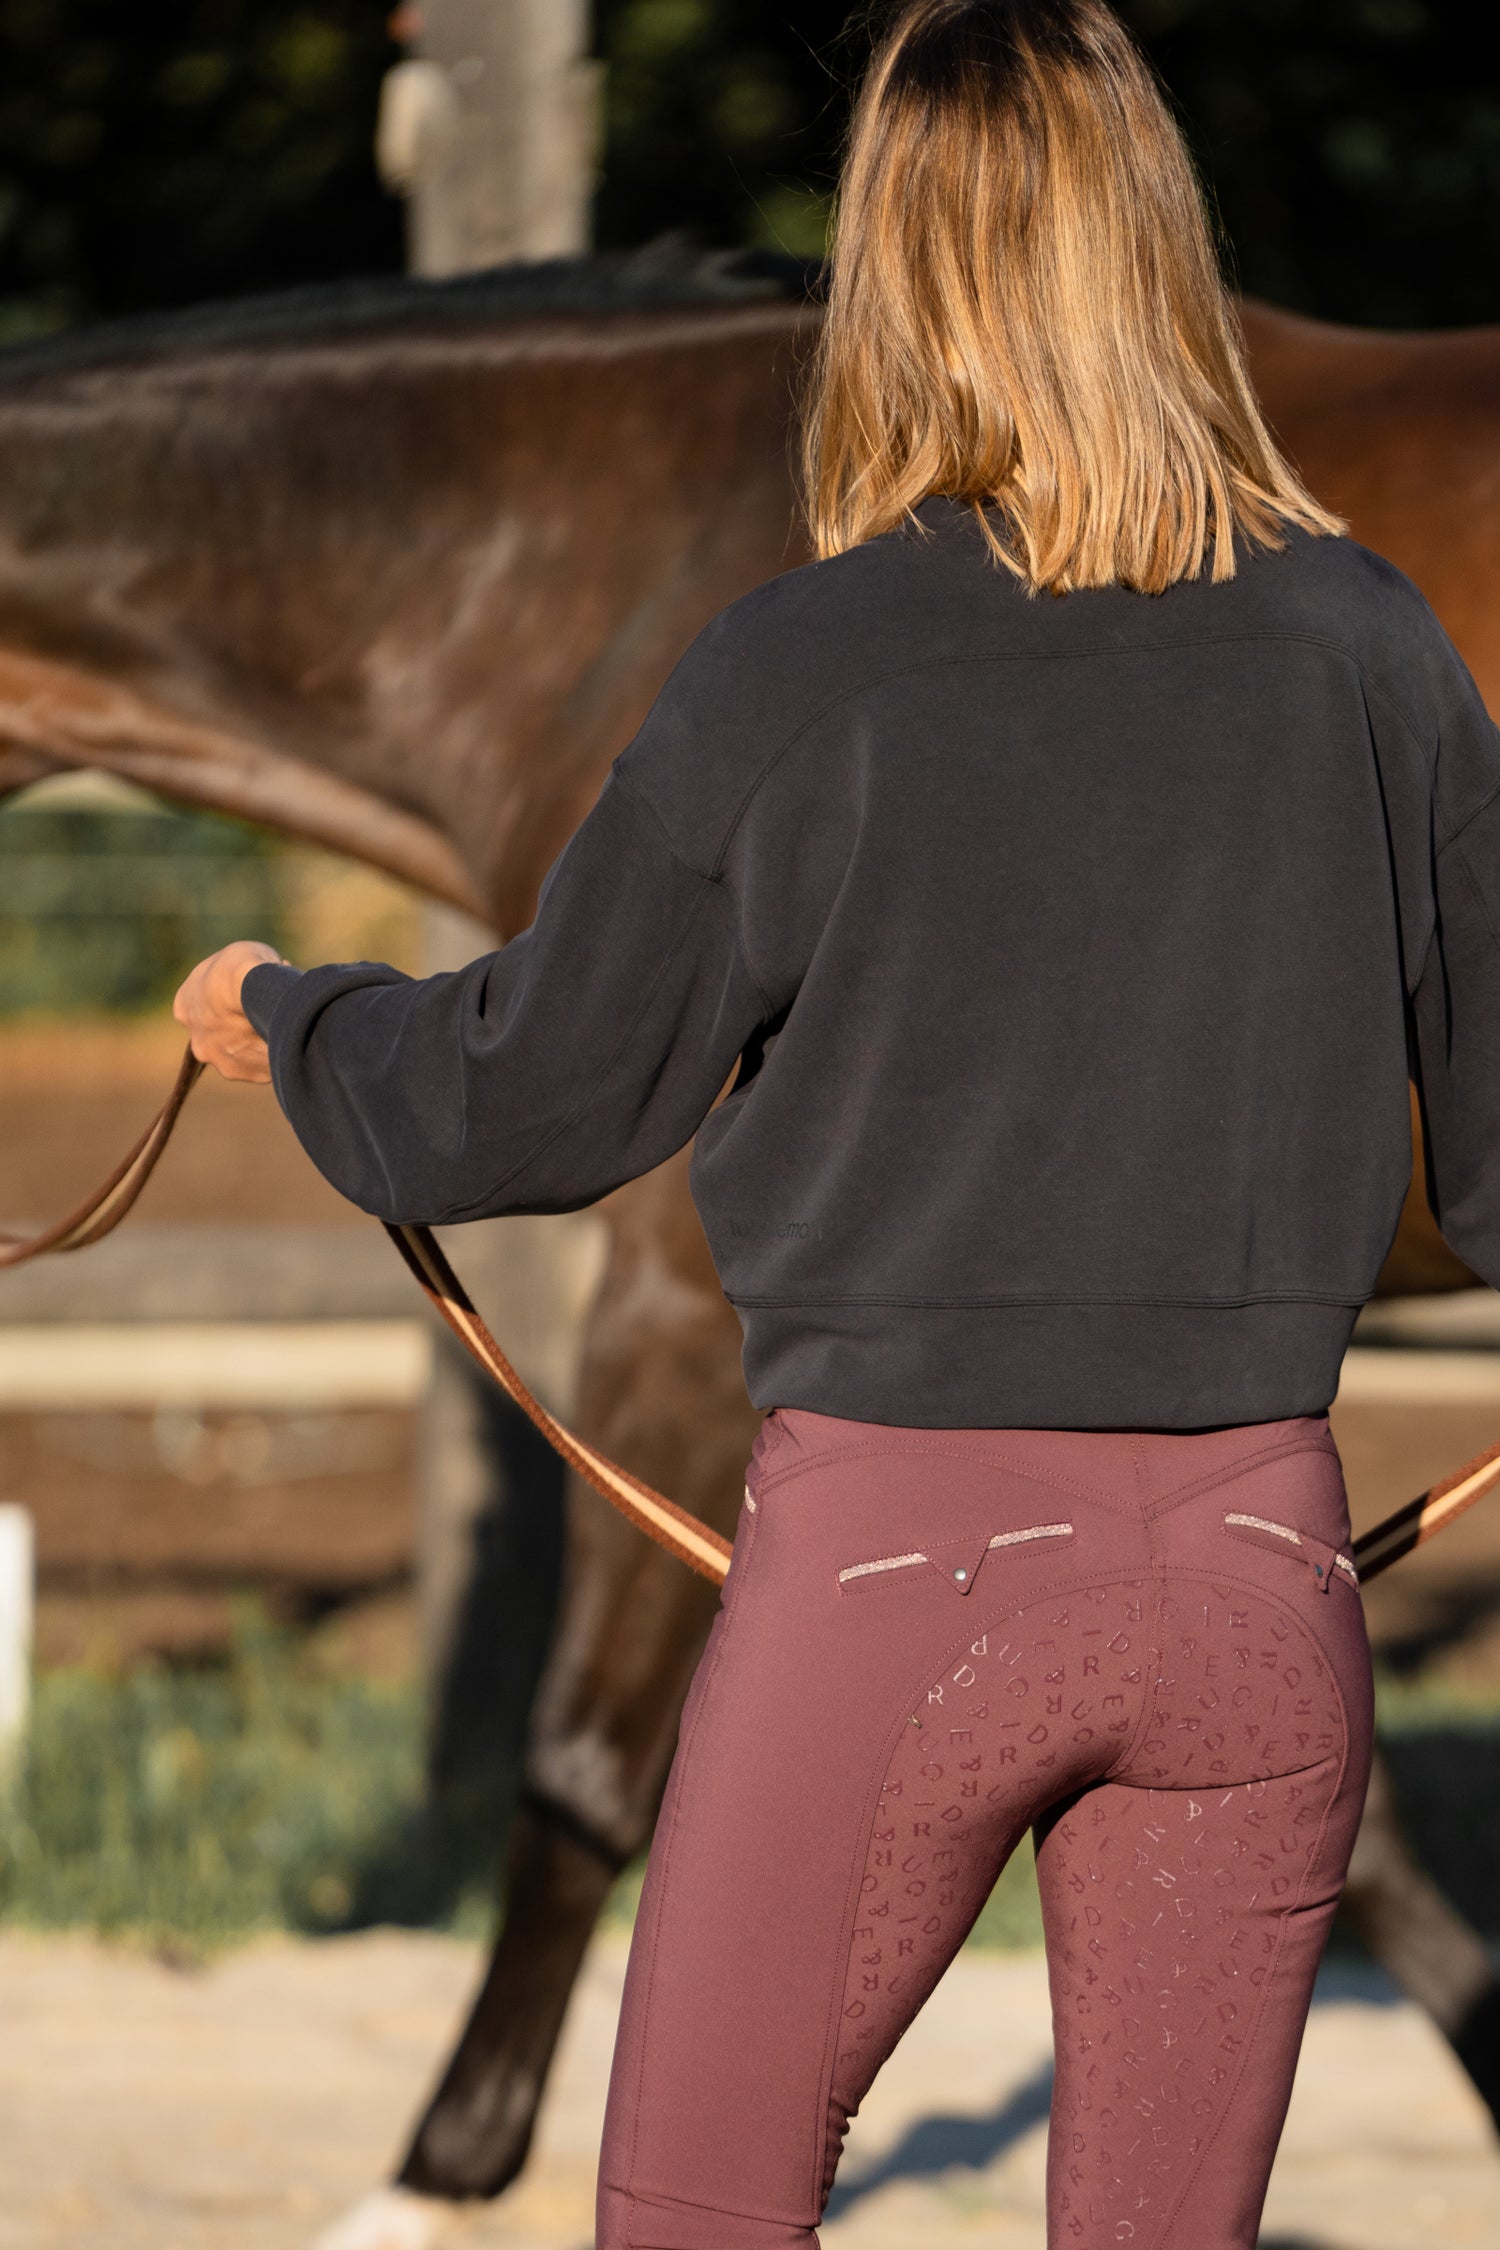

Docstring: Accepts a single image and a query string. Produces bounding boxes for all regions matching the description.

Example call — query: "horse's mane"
[0,245,821,387]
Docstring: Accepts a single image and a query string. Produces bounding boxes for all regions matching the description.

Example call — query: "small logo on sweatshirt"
[728,1216,824,1243]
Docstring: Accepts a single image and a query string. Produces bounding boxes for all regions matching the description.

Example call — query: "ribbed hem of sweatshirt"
[735,1299,1361,1430]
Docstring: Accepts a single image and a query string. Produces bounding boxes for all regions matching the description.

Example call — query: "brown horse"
[0,258,1496,2243]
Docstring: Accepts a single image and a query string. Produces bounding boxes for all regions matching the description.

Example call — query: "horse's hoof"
[312,2186,462,2250]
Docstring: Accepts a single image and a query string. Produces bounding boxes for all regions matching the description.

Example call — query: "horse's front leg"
[335,1155,757,2235]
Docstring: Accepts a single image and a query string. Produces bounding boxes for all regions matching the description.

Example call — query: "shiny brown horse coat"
[1,263,1497,2205]
[0,264,814,923]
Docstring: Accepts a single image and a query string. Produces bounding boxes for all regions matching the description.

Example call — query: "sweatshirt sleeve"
[240,765,769,1225]
[1407,640,1500,1287]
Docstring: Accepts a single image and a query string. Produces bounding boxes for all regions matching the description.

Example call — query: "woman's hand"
[172,940,286,1084]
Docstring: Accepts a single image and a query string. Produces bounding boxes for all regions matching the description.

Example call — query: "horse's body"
[1243,302,1500,696]
[0,260,815,921]
[2,261,1499,2239]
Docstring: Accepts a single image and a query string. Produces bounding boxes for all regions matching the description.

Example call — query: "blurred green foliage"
[9,1630,1498,1950]
[0,4,1497,340]
[0,0,402,343]
[592,1,1500,328]
[594,0,856,261]
[1131,0,1500,327]
[969,1839,1045,1949]
[0,800,285,1015]
[0,1611,1044,1949]
[0,1614,426,1951]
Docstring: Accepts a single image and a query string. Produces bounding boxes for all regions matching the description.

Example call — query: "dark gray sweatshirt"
[243,497,1500,1430]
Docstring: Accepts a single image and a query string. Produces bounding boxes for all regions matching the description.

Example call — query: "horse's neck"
[0,300,810,922]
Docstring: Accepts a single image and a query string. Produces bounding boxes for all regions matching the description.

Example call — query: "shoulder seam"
[611,762,777,1017]
[1436,773,1500,858]
[609,760,722,884]
[1447,829,1500,969]
[1352,666,1433,779]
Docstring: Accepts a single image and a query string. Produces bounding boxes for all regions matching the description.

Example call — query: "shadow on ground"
[824,2060,1054,2220]
[824,2071,1341,2250]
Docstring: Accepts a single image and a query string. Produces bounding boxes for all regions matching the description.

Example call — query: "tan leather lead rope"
[0,1044,206,1259]
[1351,1436,1500,1581]
[0,1042,1494,1591]
[0,1046,732,1586]
[382,1221,732,1582]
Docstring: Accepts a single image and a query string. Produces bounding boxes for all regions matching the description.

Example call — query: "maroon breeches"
[597,1408,1374,2250]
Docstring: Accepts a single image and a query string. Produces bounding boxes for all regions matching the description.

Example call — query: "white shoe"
[312,2186,463,2250]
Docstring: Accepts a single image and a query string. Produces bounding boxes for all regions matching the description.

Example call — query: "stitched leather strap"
[0,1044,205,1262]
[1351,1434,1500,1583]
[0,1045,732,1587]
[2,1043,1493,1591]
[384,1221,731,1581]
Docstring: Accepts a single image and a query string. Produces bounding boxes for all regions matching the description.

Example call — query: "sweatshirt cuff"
[241,961,304,1041]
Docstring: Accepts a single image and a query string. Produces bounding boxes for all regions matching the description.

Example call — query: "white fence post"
[378,0,600,278]
[0,1504,34,1788]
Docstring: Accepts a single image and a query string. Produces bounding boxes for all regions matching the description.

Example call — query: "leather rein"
[2,1043,1495,1592]
[0,1047,732,1586]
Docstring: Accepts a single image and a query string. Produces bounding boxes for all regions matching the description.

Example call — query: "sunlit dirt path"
[2,1929,1499,2250]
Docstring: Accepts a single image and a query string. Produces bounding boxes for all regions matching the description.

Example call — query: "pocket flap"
[921,1534,992,1595]
[1222,1510,1358,1593]
[837,1519,1075,1594]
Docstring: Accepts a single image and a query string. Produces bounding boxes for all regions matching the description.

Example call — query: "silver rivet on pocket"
[953,1568,968,1583]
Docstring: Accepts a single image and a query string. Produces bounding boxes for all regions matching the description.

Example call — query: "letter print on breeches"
[595,1415,1372,2250]
[837,1579,1361,2249]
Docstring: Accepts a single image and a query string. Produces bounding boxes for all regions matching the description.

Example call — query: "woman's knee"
[596,2179,818,2249]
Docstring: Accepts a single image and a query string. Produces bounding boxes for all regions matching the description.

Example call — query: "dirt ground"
[2,1928,1498,2250]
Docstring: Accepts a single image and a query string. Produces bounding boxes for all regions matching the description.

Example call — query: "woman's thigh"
[596,1409,1159,2248]
[1037,1437,1374,2249]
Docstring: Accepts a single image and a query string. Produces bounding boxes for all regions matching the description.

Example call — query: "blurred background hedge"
[0,1,1495,348]
[0,796,284,1015]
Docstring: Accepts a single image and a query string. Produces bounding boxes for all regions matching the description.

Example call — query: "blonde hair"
[803,0,1342,593]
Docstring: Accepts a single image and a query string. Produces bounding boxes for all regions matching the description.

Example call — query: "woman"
[176,4,1500,2243]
